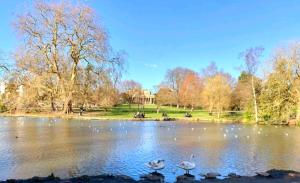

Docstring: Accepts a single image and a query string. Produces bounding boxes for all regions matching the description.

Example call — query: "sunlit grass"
[83,104,244,122]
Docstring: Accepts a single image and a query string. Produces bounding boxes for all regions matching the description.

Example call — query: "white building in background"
[125,89,156,105]
[142,90,155,104]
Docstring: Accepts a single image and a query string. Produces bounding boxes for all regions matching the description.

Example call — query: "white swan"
[177,154,195,174]
[145,159,165,172]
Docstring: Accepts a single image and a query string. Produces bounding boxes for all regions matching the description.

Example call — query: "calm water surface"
[0,117,300,182]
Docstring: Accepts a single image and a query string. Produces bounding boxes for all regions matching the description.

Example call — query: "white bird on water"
[177,154,196,175]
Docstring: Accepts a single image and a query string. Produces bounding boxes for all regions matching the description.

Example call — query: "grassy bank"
[83,104,244,122]
[0,104,246,122]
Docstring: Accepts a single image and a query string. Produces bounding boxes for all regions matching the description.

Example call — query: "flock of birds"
[3,118,293,180]
[145,154,271,179]
[145,154,196,176]
[9,118,291,141]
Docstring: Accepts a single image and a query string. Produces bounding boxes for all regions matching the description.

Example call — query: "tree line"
[0,1,300,123]
[155,46,300,123]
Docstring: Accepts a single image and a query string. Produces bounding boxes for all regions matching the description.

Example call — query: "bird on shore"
[177,154,196,175]
[145,159,165,173]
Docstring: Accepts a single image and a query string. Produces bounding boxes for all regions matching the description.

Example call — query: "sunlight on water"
[0,117,299,182]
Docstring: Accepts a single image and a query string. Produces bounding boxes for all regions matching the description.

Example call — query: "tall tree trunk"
[51,100,55,111]
[62,63,77,114]
[209,105,213,115]
[251,76,259,123]
[63,93,73,114]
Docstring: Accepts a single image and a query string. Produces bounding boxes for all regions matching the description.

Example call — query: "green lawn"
[83,104,245,122]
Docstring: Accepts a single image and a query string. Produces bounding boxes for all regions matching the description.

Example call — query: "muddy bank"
[1,169,300,183]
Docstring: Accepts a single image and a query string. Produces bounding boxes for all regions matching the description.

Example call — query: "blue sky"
[1,1,300,90]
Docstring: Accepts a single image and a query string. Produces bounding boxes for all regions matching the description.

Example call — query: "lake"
[0,117,299,182]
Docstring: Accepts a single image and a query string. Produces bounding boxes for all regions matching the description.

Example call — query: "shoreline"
[1,169,300,183]
[0,112,248,123]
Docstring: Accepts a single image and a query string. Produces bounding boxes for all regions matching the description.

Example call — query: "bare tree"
[240,47,264,123]
[155,86,175,113]
[14,1,123,114]
[164,67,193,108]
[179,72,202,111]
[202,62,218,78]
[120,80,142,108]
[0,50,9,71]
[288,44,300,121]
[202,73,232,119]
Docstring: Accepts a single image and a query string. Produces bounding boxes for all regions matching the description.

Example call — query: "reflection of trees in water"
[77,121,123,175]
[0,117,21,179]
[2,119,300,180]
[5,118,83,178]
[170,123,228,170]
[97,122,159,177]
[219,125,300,175]
[147,122,229,177]
[253,126,300,171]
[1,118,121,178]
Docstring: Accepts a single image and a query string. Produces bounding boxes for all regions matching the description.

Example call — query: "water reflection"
[0,118,300,182]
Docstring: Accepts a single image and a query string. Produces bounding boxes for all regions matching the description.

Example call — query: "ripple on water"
[0,118,300,182]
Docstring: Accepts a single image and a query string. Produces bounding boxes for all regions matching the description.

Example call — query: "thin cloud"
[144,63,158,69]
